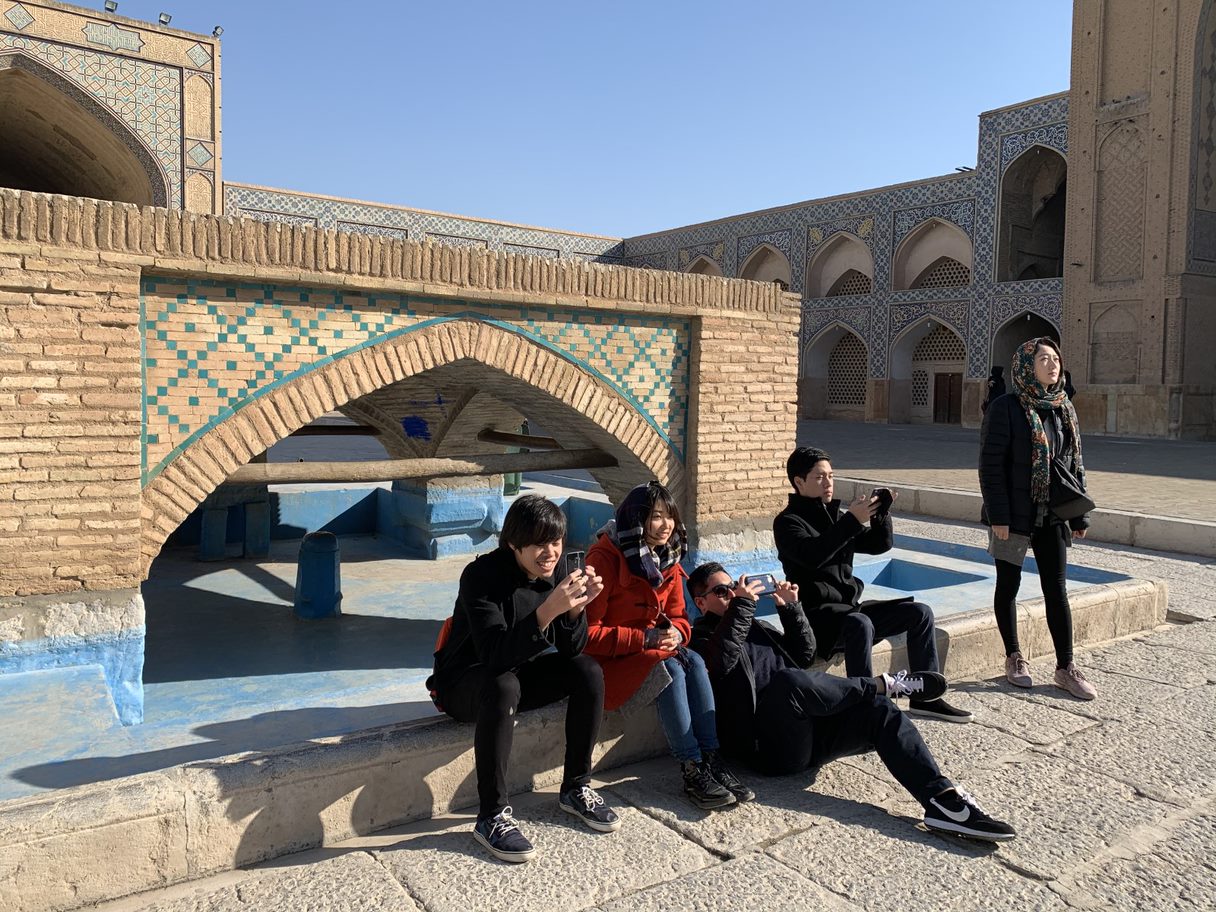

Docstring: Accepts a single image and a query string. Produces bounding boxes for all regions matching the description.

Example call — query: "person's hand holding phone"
[582,563,604,604]
[732,576,765,602]
[540,570,590,626]
[847,494,879,524]
[773,580,799,606]
[645,615,681,652]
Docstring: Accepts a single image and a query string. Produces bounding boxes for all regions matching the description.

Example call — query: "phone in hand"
[558,550,585,579]
[742,573,777,596]
[871,487,894,515]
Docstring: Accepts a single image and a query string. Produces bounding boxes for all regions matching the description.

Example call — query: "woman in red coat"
[585,481,752,809]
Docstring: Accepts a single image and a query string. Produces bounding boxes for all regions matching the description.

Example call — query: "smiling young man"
[687,563,1015,843]
[427,494,621,863]
[773,446,972,724]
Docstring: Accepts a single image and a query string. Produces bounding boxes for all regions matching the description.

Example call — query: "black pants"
[994,521,1073,668]
[754,667,951,807]
[818,599,939,678]
[440,652,604,819]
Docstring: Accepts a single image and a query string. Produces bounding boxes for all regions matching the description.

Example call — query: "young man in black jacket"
[773,446,972,723]
[427,495,621,863]
[688,563,1016,842]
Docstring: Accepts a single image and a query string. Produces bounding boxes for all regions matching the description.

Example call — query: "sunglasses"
[706,584,734,599]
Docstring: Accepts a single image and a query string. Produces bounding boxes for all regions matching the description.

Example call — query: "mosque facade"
[2,0,1213,438]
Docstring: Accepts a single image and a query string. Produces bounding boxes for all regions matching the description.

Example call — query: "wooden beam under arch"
[475,429,562,450]
[221,448,617,486]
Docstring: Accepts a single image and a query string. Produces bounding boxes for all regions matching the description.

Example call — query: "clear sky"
[110,1,1073,238]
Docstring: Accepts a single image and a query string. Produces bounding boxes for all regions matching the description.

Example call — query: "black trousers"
[439,652,604,819]
[994,520,1073,667]
[816,599,939,678]
[754,667,951,807]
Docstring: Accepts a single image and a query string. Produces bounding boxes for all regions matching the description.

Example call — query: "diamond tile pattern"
[4,3,33,30]
[140,277,690,483]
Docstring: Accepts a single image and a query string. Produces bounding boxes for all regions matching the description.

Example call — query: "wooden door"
[933,372,963,424]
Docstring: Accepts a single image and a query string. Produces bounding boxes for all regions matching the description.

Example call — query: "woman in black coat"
[978,337,1096,700]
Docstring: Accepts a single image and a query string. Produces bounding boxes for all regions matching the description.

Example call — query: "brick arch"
[139,319,684,574]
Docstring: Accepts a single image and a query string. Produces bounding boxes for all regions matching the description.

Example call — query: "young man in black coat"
[427,495,621,863]
[688,562,1015,842]
[773,446,972,723]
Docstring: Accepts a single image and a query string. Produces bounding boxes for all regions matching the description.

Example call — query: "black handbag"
[1049,460,1095,521]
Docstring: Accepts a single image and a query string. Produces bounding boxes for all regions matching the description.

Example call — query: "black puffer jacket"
[773,494,892,608]
[978,392,1090,535]
[690,596,816,762]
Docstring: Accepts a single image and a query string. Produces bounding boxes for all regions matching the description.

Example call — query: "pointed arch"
[738,243,792,287]
[686,255,723,277]
[807,233,875,298]
[997,144,1066,282]
[803,322,868,420]
[140,320,685,573]
[892,218,973,290]
[890,318,967,424]
[0,52,169,205]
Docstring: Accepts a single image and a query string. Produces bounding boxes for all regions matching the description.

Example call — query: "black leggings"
[994,521,1073,668]
[439,652,604,819]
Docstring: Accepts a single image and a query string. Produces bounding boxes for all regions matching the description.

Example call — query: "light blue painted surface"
[0,516,1130,803]
[0,629,144,724]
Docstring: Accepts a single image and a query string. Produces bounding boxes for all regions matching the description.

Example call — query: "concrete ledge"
[0,577,1168,912]
[838,477,1216,558]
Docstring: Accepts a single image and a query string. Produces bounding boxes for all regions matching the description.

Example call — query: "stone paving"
[798,418,1216,521]
[92,513,1216,912]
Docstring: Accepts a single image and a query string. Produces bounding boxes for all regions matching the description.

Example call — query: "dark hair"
[1031,336,1062,364]
[688,562,727,598]
[622,480,683,530]
[786,446,831,490]
[499,494,566,549]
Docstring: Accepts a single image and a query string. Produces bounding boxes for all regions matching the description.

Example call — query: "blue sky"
[112,1,1072,237]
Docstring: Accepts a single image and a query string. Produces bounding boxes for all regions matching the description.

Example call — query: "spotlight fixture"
[212,25,223,37]
[104,1,118,12]
[158,12,171,25]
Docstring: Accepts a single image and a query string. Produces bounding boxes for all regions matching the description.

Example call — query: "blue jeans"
[654,650,719,762]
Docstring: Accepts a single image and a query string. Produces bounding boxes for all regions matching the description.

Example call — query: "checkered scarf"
[1012,339,1083,504]
[607,482,687,589]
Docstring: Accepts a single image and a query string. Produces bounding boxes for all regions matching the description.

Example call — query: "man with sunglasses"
[687,563,1016,843]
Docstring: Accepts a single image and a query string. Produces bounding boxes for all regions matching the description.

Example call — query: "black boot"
[680,758,735,809]
[703,749,755,802]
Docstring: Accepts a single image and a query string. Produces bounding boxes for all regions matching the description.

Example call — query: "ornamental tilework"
[621,93,1070,382]
[4,4,33,30]
[892,200,976,246]
[890,300,969,340]
[737,229,792,271]
[0,33,182,206]
[678,241,724,270]
[223,185,625,262]
[140,276,690,483]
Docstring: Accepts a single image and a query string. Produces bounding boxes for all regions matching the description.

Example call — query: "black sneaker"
[473,806,536,863]
[908,698,974,724]
[923,788,1016,842]
[680,759,736,809]
[703,750,755,802]
[883,670,948,702]
[558,785,622,833]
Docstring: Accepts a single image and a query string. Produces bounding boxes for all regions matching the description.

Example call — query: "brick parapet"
[0,189,786,319]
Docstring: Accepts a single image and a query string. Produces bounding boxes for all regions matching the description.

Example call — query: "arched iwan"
[139,320,685,574]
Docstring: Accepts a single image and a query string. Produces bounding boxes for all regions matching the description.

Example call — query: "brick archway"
[139,319,685,574]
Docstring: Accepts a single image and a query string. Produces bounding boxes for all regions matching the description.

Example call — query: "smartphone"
[871,487,894,514]
[742,573,777,596]
[558,550,585,579]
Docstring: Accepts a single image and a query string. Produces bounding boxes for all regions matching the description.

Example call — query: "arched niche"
[0,53,168,206]
[686,255,723,277]
[739,243,792,288]
[893,219,973,290]
[890,319,966,424]
[802,323,868,420]
[807,233,875,298]
[997,145,1066,282]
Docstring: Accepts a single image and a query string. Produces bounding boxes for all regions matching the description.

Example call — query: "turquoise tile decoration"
[140,276,690,485]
